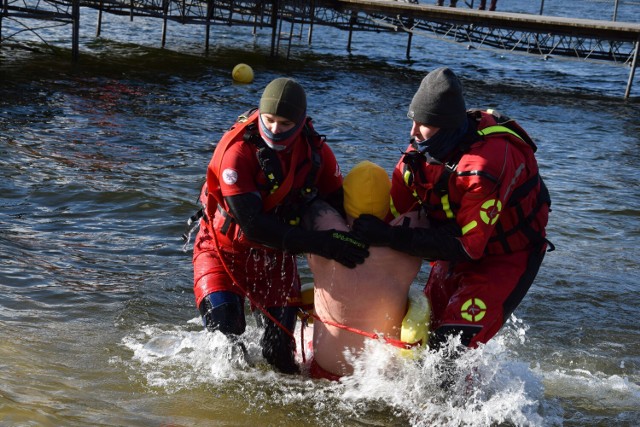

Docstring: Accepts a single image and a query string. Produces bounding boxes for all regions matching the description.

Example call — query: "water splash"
[335,334,551,427]
[118,317,562,426]
[120,322,259,389]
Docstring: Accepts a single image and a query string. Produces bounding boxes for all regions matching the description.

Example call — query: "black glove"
[354,214,470,261]
[310,230,369,268]
[352,214,394,246]
[283,227,369,268]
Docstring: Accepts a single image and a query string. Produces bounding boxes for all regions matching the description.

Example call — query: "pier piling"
[2,0,639,97]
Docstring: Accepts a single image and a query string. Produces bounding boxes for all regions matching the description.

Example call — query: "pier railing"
[2,0,639,97]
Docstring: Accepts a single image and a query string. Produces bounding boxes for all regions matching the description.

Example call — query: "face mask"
[258,114,305,151]
[414,118,469,162]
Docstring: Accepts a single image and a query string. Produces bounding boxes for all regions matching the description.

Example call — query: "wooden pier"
[2,0,639,97]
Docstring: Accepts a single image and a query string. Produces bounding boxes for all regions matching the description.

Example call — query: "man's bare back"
[306,201,427,377]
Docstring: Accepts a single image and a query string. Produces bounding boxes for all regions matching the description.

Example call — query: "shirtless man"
[304,161,428,380]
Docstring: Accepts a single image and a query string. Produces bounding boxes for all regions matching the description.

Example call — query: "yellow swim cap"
[343,160,391,220]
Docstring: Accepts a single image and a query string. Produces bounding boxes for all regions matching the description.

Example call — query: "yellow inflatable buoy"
[232,63,254,83]
[399,287,431,358]
[300,282,314,307]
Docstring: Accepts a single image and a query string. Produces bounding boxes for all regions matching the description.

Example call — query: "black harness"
[401,111,554,254]
[182,111,324,242]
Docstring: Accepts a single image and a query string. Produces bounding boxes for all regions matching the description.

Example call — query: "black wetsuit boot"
[256,307,300,374]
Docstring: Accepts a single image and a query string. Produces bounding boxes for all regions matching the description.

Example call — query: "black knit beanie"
[407,67,467,129]
[259,78,307,124]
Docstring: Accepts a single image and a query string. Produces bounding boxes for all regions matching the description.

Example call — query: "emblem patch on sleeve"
[222,168,238,185]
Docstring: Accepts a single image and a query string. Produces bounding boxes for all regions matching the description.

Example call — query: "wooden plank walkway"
[320,0,640,96]
[333,0,640,42]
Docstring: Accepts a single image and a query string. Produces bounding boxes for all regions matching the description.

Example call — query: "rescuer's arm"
[323,187,346,218]
[226,193,369,268]
[352,213,471,262]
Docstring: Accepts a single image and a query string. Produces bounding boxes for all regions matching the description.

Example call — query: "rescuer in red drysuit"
[192,78,369,374]
[353,67,552,352]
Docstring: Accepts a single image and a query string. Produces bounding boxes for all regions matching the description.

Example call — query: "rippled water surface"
[1,1,639,426]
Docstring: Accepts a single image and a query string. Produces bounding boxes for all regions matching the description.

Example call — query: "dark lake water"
[1,1,639,425]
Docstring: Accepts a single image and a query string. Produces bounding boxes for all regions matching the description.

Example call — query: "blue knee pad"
[199,291,246,336]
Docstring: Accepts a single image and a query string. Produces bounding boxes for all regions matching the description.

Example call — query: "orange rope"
[299,310,422,350]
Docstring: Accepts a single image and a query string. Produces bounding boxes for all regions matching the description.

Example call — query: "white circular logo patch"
[222,168,238,185]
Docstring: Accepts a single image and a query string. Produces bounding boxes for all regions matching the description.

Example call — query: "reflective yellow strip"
[267,173,279,194]
[441,194,454,219]
[390,197,400,218]
[461,220,477,235]
[403,170,412,186]
[412,189,421,204]
[477,125,524,141]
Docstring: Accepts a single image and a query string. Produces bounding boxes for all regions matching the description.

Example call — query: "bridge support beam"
[405,17,414,59]
[270,0,278,57]
[205,0,214,52]
[96,0,103,37]
[0,7,3,43]
[72,0,80,61]
[347,11,356,53]
[625,38,639,99]
[161,0,168,48]
[308,0,315,45]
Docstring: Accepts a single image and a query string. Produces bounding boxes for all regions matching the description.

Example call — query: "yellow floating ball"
[399,287,431,359]
[232,63,254,83]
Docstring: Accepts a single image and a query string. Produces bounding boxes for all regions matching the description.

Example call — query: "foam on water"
[120,321,259,388]
[119,316,569,426]
[540,366,640,411]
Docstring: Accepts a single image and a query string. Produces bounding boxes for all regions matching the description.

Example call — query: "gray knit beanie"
[259,77,307,124]
[407,67,467,129]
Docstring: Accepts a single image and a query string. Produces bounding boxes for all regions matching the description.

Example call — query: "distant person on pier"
[192,77,369,374]
[353,67,552,356]
[436,0,458,7]
[304,161,428,381]
[479,0,497,11]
